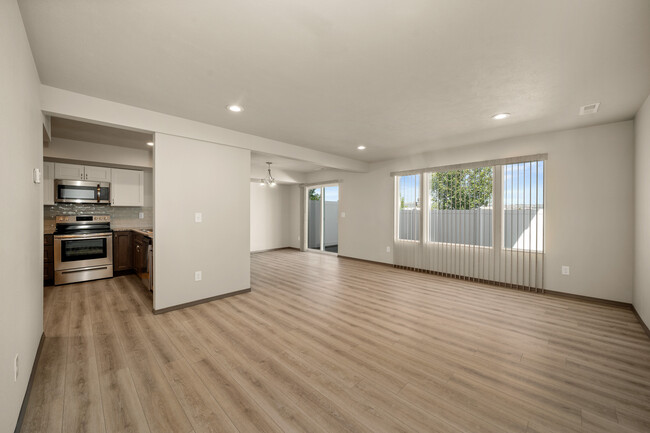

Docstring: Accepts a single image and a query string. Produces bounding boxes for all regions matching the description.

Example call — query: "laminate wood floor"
[23,249,650,433]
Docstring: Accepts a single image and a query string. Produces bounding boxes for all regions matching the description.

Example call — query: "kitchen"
[43,117,155,305]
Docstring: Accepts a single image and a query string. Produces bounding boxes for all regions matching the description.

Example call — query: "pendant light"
[261,162,276,187]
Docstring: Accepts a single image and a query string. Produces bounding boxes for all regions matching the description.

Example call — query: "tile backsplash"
[44,204,153,232]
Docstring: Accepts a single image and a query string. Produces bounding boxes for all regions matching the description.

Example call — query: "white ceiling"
[20,0,650,163]
[51,117,153,149]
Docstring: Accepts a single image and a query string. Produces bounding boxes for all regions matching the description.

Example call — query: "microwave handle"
[97,184,101,202]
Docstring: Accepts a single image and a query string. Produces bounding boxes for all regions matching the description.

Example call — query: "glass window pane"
[323,186,339,253]
[398,174,421,241]
[307,188,321,250]
[503,161,544,251]
[429,167,493,246]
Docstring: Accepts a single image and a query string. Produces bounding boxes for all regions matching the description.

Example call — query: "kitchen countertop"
[45,226,153,239]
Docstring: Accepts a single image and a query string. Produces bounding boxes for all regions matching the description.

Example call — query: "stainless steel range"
[54,215,113,285]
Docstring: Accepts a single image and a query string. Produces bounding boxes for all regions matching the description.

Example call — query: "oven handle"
[54,232,113,239]
[61,266,109,274]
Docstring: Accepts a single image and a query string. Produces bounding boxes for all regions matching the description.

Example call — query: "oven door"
[54,233,113,271]
[55,180,110,204]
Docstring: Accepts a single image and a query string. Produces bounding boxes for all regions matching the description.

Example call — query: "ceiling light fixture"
[491,113,511,120]
[227,105,243,113]
[261,162,276,187]
[357,145,366,150]
[147,141,154,146]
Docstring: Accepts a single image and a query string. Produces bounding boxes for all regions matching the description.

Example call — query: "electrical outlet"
[195,271,202,281]
[138,212,144,219]
[341,212,346,218]
[561,266,570,276]
[386,246,391,253]
[194,212,202,223]
[14,354,19,382]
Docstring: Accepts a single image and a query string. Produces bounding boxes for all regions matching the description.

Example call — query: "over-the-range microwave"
[54,179,111,204]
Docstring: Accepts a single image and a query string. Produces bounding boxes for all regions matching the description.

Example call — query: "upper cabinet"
[54,163,111,182]
[54,163,84,180]
[111,168,144,207]
[43,162,55,206]
[84,165,112,182]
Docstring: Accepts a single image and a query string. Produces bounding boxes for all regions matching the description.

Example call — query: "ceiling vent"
[579,102,600,115]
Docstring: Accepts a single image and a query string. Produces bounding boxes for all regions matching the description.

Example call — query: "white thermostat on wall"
[33,168,42,184]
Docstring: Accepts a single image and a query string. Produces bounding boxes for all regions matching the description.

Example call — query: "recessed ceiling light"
[357,145,366,150]
[491,113,511,120]
[227,105,243,113]
[147,141,154,146]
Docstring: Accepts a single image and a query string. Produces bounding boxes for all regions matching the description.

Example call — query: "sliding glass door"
[307,184,339,254]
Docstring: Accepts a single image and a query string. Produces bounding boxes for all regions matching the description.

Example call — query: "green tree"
[309,189,321,201]
[430,167,493,210]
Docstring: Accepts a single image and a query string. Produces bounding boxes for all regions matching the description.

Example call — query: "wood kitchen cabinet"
[54,163,111,182]
[111,168,144,206]
[44,234,53,284]
[133,233,147,274]
[113,231,133,272]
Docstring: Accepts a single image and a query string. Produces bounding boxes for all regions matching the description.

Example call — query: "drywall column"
[154,133,250,311]
[635,94,650,326]
[0,1,45,430]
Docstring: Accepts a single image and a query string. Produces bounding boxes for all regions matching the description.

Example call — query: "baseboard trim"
[337,254,394,268]
[14,332,45,433]
[543,289,632,309]
[632,305,650,340]
[153,288,251,315]
[251,247,299,254]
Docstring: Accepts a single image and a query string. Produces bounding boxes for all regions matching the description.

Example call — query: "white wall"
[250,183,299,251]
[635,94,650,324]
[154,133,250,311]
[306,121,635,303]
[45,137,153,168]
[0,1,44,430]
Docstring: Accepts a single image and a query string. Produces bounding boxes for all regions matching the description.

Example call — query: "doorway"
[307,184,339,253]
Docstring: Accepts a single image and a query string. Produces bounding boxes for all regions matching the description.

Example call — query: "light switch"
[195,212,202,223]
[341,212,346,218]
[33,168,41,184]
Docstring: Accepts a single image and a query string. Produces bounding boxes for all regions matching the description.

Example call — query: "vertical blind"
[394,156,546,292]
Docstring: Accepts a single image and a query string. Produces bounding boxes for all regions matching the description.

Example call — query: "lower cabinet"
[133,233,147,275]
[113,231,133,272]
[44,234,54,284]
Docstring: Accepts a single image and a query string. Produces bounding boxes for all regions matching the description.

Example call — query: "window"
[503,161,544,251]
[392,155,546,290]
[397,174,421,241]
[429,167,493,246]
